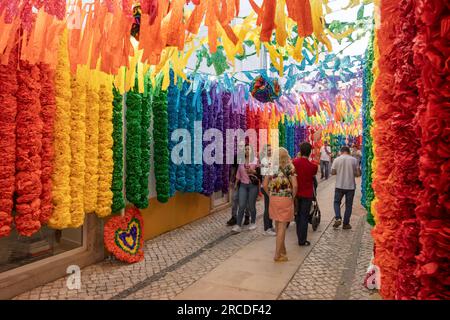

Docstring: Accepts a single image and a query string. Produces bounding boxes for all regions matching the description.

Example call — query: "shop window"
[0,226,83,273]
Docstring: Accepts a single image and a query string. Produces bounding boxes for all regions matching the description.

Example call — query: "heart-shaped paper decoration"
[104,207,144,263]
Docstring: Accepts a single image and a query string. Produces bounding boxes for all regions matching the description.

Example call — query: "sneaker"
[343,224,352,230]
[244,216,250,225]
[226,217,236,226]
[333,218,342,228]
[248,223,257,230]
[231,225,242,233]
[265,229,276,236]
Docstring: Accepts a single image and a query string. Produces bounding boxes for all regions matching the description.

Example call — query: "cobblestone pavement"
[13,178,378,300]
[278,199,378,300]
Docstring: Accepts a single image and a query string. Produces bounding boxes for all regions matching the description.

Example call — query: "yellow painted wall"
[138,192,212,241]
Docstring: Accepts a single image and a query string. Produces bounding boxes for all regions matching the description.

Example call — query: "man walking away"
[320,141,331,179]
[293,142,318,246]
[331,146,361,229]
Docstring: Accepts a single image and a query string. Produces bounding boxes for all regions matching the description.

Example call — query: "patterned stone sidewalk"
[13,177,378,300]
[278,200,378,300]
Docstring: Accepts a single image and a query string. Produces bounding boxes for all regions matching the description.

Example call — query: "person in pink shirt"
[232,144,260,233]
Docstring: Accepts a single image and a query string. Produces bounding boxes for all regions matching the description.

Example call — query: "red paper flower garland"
[413,0,450,300]
[39,63,56,225]
[0,45,18,238]
[390,0,422,300]
[371,0,401,299]
[15,62,43,237]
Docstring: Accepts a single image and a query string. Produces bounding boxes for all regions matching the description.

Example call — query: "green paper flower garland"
[138,88,151,208]
[111,87,125,213]
[125,90,144,207]
[152,86,170,203]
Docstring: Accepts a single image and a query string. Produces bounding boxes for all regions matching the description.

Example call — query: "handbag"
[308,185,321,231]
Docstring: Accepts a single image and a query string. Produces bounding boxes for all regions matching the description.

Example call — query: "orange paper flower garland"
[371,0,401,299]
[0,45,18,237]
[39,63,56,225]
[14,62,43,237]
[413,0,450,300]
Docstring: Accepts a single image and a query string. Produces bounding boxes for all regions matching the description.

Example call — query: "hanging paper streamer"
[222,91,232,194]
[111,87,125,213]
[185,88,196,193]
[214,88,223,193]
[202,89,215,196]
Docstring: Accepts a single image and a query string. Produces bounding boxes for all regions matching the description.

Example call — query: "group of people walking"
[227,141,361,262]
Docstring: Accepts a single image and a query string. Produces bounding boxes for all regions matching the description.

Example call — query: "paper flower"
[185,88,196,193]
[168,74,179,197]
[68,71,87,228]
[138,86,151,209]
[111,87,125,213]
[96,83,114,217]
[83,83,100,214]
[175,81,189,192]
[0,44,18,237]
[15,62,43,236]
[39,63,56,225]
[152,88,170,203]
[48,31,72,229]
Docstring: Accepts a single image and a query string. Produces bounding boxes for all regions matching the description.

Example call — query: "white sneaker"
[265,229,276,236]
[248,223,257,230]
[231,225,242,233]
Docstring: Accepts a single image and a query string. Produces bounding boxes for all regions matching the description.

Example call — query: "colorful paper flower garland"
[175,81,189,192]
[0,45,18,237]
[96,83,114,217]
[152,87,170,203]
[168,76,179,197]
[14,62,43,236]
[68,71,87,228]
[48,32,72,229]
[111,87,125,213]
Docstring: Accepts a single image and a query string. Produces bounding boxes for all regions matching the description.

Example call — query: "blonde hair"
[278,147,291,168]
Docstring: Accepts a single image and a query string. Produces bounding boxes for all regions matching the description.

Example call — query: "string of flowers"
[84,82,100,214]
[202,89,215,196]
[361,26,376,226]
[39,63,56,225]
[137,82,151,209]
[152,85,170,203]
[194,85,203,193]
[221,91,231,194]
[111,87,125,213]
[214,88,223,193]
[125,89,143,207]
[413,0,449,300]
[389,0,422,300]
[68,70,87,228]
[278,116,286,148]
[15,62,43,236]
[185,87,196,193]
[371,0,401,299]
[96,82,114,217]
[168,74,179,197]
[48,32,72,229]
[0,45,18,237]
[176,81,188,192]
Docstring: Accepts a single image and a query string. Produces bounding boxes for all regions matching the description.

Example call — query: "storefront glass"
[0,226,83,273]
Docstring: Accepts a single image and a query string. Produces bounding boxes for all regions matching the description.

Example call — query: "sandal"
[299,240,311,246]
[274,256,289,262]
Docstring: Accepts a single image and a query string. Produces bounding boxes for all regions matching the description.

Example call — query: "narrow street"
[14,177,378,300]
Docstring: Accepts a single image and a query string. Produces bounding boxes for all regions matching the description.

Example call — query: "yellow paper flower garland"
[96,82,114,218]
[83,81,100,213]
[68,69,87,228]
[48,32,72,229]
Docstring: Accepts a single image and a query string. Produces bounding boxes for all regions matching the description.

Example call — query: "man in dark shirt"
[292,142,318,246]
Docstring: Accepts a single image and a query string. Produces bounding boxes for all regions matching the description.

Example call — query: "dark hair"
[300,142,312,157]
[341,146,350,154]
